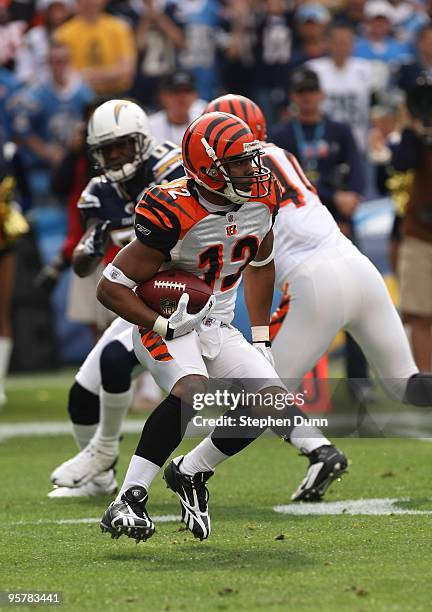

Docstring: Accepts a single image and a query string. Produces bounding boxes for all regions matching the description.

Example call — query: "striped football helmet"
[182,111,270,204]
[204,94,267,141]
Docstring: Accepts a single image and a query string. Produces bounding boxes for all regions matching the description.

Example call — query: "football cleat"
[291,444,348,502]
[163,456,213,541]
[48,470,117,498]
[50,440,118,488]
[100,486,155,543]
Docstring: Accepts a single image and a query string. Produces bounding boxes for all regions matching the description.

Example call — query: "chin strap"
[200,137,250,204]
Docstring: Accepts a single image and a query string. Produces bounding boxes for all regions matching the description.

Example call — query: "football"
[136,270,213,318]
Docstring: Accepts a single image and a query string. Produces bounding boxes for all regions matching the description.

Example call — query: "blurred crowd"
[1,0,432,402]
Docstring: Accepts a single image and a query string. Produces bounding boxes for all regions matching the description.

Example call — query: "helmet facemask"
[90,132,153,183]
[198,138,271,204]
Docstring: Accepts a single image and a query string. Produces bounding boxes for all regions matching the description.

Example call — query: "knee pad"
[100,340,138,393]
[68,381,100,425]
[404,373,432,407]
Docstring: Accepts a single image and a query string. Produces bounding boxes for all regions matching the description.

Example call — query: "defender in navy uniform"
[49,100,184,498]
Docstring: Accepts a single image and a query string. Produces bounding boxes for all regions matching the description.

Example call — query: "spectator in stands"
[149,71,206,145]
[130,0,185,109]
[251,0,294,123]
[15,0,74,85]
[353,1,411,68]
[390,0,428,46]
[217,0,256,98]
[308,23,376,153]
[270,67,365,235]
[269,67,374,404]
[0,0,26,70]
[393,78,432,371]
[55,0,137,96]
[394,23,432,93]
[7,0,36,23]
[290,3,330,69]
[11,41,93,207]
[333,0,367,33]
[35,99,100,294]
[0,66,21,141]
[168,0,222,101]
[106,0,142,28]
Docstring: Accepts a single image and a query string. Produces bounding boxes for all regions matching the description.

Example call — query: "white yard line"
[0,420,145,441]
[274,498,432,516]
[10,515,181,526]
[3,418,432,442]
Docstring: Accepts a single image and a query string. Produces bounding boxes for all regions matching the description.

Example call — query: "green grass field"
[1,370,432,611]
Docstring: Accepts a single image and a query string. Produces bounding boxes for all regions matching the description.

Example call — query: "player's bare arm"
[72,218,111,278]
[97,238,165,328]
[243,229,275,327]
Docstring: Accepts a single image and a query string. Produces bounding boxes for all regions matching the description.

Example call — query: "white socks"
[116,455,160,501]
[71,388,133,452]
[0,337,12,407]
[72,423,98,450]
[180,437,228,475]
[177,429,330,477]
[290,425,331,454]
[95,387,133,450]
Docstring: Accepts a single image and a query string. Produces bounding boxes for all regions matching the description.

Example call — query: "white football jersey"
[307,57,374,151]
[263,142,346,289]
[134,175,279,323]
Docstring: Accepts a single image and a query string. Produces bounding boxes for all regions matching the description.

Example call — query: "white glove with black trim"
[252,325,275,367]
[83,220,111,258]
[153,292,216,340]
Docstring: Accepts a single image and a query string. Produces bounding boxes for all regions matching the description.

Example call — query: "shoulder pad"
[150,141,184,183]
[78,176,106,208]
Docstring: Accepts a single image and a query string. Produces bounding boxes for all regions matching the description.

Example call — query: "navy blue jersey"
[269,116,365,223]
[77,141,183,248]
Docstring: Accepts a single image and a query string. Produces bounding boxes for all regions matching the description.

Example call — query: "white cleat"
[48,470,117,498]
[50,441,118,488]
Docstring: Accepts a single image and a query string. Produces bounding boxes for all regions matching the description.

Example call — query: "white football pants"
[272,241,418,401]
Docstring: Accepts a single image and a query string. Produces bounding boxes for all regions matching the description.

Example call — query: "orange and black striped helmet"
[182,111,270,204]
[205,94,267,141]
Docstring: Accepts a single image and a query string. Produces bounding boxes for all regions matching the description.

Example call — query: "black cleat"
[100,486,155,542]
[163,456,213,540]
[291,445,348,502]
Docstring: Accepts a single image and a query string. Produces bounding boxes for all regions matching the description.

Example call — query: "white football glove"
[153,292,216,340]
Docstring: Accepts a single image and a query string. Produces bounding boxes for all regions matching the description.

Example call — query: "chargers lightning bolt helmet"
[87,99,155,182]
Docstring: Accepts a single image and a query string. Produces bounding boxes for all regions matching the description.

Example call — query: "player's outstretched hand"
[154,292,216,340]
[83,220,111,258]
